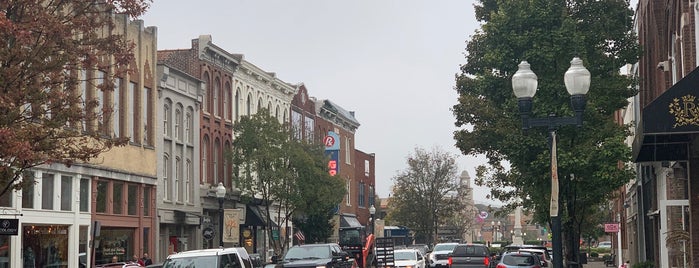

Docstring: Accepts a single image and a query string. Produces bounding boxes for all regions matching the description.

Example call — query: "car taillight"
[447,257,452,266]
[484,257,490,266]
[496,264,506,268]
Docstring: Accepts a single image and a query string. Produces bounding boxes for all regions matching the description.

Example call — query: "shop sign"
[0,219,18,235]
[202,227,215,241]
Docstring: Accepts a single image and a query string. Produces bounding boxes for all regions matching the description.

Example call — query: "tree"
[229,109,344,253]
[453,0,639,263]
[0,1,150,197]
[389,147,464,245]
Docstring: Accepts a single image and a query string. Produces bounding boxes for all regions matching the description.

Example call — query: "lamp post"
[216,182,227,248]
[369,205,376,236]
[512,57,590,268]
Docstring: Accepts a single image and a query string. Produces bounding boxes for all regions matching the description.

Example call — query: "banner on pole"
[550,132,559,217]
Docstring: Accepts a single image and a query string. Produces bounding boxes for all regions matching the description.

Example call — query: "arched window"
[163,101,171,137]
[214,77,220,116]
[163,154,171,201]
[214,139,220,184]
[246,94,252,116]
[185,159,192,203]
[202,136,209,184]
[203,72,210,113]
[175,156,181,202]
[235,89,240,121]
[224,141,231,184]
[225,82,231,120]
[175,106,182,140]
[257,98,263,114]
[185,109,193,143]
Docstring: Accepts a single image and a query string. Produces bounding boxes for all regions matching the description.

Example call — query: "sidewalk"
[582,261,611,268]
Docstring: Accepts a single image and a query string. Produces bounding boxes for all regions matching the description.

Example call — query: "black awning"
[633,67,699,162]
[340,214,363,228]
[244,205,266,226]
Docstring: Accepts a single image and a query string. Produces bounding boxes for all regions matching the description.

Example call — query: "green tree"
[229,109,344,253]
[0,1,150,197]
[453,0,639,263]
[389,147,464,245]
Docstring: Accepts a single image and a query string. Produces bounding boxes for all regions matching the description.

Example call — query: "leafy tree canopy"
[452,0,639,258]
[0,0,151,196]
[229,109,344,252]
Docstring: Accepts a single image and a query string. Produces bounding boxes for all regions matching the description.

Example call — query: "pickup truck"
[447,244,492,268]
[162,247,254,268]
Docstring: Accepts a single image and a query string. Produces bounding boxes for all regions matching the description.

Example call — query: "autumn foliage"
[0,0,151,197]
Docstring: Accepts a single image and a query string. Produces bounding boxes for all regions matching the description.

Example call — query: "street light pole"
[216,182,227,248]
[369,205,376,236]
[512,58,590,268]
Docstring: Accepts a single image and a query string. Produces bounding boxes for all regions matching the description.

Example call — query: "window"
[97,70,106,133]
[365,160,370,176]
[202,137,209,184]
[128,184,137,215]
[143,227,150,254]
[143,187,151,216]
[345,137,351,164]
[163,102,171,137]
[175,157,181,202]
[246,94,251,115]
[113,77,121,137]
[143,87,150,145]
[61,175,72,211]
[96,180,108,213]
[80,178,89,212]
[213,78,220,116]
[203,73,210,113]
[42,173,55,210]
[225,86,231,120]
[369,186,375,206]
[291,110,302,140]
[213,140,220,184]
[175,108,182,140]
[358,182,365,208]
[113,182,123,214]
[185,110,193,143]
[128,82,136,142]
[186,159,192,203]
[164,154,171,201]
[80,70,88,132]
[345,179,351,206]
[22,171,35,209]
[304,116,314,142]
[235,90,240,121]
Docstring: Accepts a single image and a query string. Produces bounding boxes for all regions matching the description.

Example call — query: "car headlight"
[316,266,326,268]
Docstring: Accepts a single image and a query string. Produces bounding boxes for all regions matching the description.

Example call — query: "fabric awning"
[633,67,699,162]
[244,205,266,226]
[340,214,363,228]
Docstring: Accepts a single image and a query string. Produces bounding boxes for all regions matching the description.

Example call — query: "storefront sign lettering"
[0,219,18,235]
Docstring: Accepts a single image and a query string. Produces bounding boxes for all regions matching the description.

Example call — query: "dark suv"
[277,243,353,268]
[447,244,491,268]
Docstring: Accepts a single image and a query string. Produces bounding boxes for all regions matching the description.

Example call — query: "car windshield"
[394,251,416,261]
[163,255,218,268]
[433,244,457,251]
[284,246,332,260]
[502,255,536,266]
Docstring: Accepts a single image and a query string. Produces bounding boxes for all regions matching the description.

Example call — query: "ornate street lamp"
[216,182,227,248]
[512,57,590,268]
[369,205,376,236]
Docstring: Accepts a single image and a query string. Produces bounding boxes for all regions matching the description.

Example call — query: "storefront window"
[95,228,135,265]
[22,171,35,209]
[113,182,123,215]
[41,173,54,210]
[60,176,72,211]
[0,235,9,268]
[79,226,88,267]
[96,181,108,213]
[128,184,137,215]
[23,225,69,268]
[79,179,89,212]
[666,205,689,268]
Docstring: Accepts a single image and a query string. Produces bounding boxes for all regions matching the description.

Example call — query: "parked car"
[597,241,612,248]
[394,249,426,268]
[447,244,491,268]
[428,243,459,268]
[277,243,353,268]
[500,245,550,263]
[516,249,549,267]
[162,247,253,268]
[494,252,542,268]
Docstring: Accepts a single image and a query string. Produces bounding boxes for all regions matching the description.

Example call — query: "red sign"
[604,223,619,233]
[324,135,336,147]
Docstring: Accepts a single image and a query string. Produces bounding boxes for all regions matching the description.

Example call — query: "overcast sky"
[142,0,502,205]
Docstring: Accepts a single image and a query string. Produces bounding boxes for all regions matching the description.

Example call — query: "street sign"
[203,227,215,240]
[604,223,619,233]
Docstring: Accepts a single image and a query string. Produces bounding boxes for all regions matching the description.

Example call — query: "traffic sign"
[604,223,619,233]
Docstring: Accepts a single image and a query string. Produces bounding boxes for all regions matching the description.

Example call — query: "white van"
[163,247,253,268]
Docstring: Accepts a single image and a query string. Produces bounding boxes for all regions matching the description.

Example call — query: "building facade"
[0,15,159,268]
[627,1,699,267]
[156,64,204,261]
